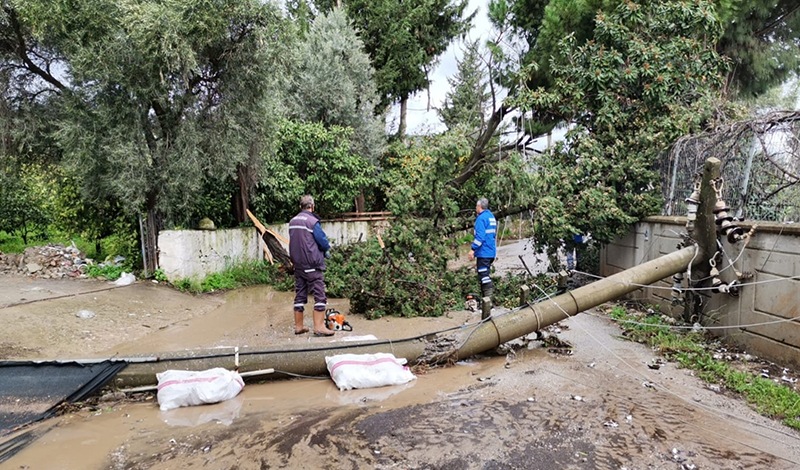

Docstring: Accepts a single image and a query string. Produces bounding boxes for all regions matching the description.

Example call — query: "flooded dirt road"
[2,276,800,469]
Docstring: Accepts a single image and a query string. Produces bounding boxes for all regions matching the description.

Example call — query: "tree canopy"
[2,0,292,224]
[495,0,800,99]
[1,0,799,319]
[517,0,730,246]
[438,40,491,134]
[289,8,385,164]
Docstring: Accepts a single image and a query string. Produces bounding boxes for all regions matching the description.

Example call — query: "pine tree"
[438,40,490,134]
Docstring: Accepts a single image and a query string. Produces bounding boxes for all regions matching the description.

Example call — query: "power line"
[571,269,800,291]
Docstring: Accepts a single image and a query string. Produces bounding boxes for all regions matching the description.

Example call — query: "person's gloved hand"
[325,250,331,259]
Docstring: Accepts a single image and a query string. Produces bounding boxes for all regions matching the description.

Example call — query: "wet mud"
[2,273,800,469]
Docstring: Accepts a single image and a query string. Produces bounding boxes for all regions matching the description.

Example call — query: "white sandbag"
[156,368,244,411]
[325,353,417,391]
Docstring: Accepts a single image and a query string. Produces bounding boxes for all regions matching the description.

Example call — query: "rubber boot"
[482,284,494,305]
[313,309,335,336]
[481,284,494,320]
[294,311,308,335]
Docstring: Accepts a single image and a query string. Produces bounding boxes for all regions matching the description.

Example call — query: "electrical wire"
[571,269,800,291]
[130,314,496,366]
[272,370,329,380]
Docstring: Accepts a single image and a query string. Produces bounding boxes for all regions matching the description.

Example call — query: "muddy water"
[102,285,475,357]
[101,288,297,355]
[4,360,488,469]
[4,279,800,469]
[7,315,800,469]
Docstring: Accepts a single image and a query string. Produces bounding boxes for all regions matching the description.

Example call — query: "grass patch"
[175,261,292,294]
[84,264,127,281]
[608,304,800,430]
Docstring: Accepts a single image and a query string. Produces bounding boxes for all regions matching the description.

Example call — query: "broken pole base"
[519,285,530,307]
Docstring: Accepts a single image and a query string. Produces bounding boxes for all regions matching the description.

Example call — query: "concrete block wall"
[158,220,383,283]
[602,216,800,367]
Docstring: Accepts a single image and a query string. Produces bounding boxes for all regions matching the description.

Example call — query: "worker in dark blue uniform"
[468,197,497,318]
[289,195,335,336]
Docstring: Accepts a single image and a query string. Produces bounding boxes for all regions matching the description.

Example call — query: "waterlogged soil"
[2,273,800,469]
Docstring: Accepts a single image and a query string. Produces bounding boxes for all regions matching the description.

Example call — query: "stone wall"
[601,216,800,367]
[158,220,384,283]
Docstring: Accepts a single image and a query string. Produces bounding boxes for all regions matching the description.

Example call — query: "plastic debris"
[113,272,136,286]
[76,310,96,319]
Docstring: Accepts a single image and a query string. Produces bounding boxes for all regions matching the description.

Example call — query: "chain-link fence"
[659,111,800,222]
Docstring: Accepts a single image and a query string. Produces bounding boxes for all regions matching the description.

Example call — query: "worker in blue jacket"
[468,197,497,318]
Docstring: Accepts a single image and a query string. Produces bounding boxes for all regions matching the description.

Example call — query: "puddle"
[4,361,487,469]
[101,287,296,355]
[101,285,474,357]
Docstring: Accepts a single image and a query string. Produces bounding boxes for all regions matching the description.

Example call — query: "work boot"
[313,309,335,336]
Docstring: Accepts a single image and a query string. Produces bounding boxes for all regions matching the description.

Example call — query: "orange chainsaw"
[324,308,353,331]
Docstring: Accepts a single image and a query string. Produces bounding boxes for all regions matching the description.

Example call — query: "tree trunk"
[355,190,365,213]
[142,192,162,274]
[234,164,250,224]
[450,105,508,188]
[397,95,408,140]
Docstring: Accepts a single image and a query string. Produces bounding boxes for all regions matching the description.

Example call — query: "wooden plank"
[246,209,275,264]
[246,209,267,235]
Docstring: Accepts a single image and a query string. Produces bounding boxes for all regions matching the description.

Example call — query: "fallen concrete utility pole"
[112,244,698,388]
[443,244,697,362]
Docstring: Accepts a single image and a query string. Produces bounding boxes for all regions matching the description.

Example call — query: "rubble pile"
[0,243,90,279]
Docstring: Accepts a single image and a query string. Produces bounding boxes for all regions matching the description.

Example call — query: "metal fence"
[659,111,800,222]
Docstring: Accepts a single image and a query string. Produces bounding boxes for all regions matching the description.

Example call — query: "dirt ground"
[3,248,800,469]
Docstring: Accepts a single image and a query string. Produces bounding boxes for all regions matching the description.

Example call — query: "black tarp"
[0,360,127,462]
